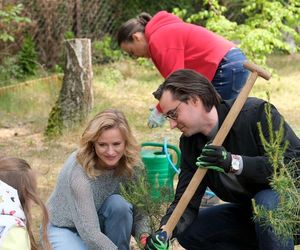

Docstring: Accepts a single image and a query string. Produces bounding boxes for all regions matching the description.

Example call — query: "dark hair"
[117,12,152,46]
[153,69,221,112]
[0,157,51,250]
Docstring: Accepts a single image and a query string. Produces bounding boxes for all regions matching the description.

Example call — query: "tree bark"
[73,0,82,37]
[46,38,93,136]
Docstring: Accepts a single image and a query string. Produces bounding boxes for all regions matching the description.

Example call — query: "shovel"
[162,61,272,239]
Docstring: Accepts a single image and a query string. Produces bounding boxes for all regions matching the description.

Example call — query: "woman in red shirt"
[118,11,249,128]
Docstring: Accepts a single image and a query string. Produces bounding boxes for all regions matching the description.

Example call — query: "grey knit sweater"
[47,151,150,250]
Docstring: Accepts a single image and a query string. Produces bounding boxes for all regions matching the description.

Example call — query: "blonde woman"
[46,109,150,250]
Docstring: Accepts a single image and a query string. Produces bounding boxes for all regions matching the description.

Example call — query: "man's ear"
[191,96,200,106]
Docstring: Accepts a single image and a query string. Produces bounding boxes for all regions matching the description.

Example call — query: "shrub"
[17,35,38,76]
[0,56,23,86]
[92,35,123,64]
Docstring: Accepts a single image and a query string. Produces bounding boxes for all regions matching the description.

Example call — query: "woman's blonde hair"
[0,157,51,250]
[77,109,141,178]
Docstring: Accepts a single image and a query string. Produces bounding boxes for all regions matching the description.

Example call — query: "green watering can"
[141,141,181,201]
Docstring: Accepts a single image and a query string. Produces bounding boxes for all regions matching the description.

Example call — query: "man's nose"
[169,119,177,129]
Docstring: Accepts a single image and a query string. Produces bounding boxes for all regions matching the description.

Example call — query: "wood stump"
[46,38,93,136]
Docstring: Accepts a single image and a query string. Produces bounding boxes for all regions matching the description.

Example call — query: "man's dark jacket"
[160,97,300,236]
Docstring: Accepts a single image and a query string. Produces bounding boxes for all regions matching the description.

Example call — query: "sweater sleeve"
[68,169,117,250]
[132,206,151,238]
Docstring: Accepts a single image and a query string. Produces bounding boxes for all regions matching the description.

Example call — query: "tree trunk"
[73,0,82,37]
[46,38,93,136]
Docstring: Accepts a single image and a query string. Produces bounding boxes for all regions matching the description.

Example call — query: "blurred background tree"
[0,3,30,43]
[0,0,299,86]
[173,0,300,66]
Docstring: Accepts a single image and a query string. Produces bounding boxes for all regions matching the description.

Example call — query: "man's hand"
[148,107,166,128]
[196,144,231,173]
[144,230,170,250]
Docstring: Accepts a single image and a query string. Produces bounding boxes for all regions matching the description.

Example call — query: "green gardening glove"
[196,144,231,173]
[144,230,170,250]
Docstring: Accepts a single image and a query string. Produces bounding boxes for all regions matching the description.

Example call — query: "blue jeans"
[177,189,294,250]
[212,48,249,100]
[47,194,133,250]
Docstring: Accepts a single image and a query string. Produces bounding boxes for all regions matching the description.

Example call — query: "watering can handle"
[141,142,181,170]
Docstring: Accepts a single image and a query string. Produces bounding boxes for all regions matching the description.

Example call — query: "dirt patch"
[0,127,31,138]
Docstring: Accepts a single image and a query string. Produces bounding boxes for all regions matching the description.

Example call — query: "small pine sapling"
[120,171,169,230]
[120,168,172,248]
[252,95,300,243]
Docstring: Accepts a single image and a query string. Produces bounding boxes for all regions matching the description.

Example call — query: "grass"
[0,54,299,249]
[252,54,300,135]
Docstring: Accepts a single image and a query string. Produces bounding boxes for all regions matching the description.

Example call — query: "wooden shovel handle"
[162,62,271,237]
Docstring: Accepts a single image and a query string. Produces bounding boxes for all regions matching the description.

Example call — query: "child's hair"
[0,156,51,250]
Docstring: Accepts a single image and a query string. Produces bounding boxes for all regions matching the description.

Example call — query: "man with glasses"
[144,69,300,250]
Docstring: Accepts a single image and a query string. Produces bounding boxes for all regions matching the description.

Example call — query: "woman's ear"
[132,32,143,42]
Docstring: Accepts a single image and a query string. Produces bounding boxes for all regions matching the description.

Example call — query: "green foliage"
[52,64,63,74]
[120,170,171,233]
[136,57,157,69]
[97,67,124,86]
[64,31,75,40]
[253,96,300,242]
[240,0,299,63]
[0,4,31,42]
[0,36,38,85]
[92,35,123,64]
[17,35,38,76]
[0,56,23,85]
[173,0,300,66]
[113,0,204,34]
[45,103,64,138]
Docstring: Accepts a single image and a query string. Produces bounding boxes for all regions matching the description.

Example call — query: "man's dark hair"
[153,69,221,112]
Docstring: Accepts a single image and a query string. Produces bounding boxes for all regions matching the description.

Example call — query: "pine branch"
[120,172,169,233]
[253,98,300,242]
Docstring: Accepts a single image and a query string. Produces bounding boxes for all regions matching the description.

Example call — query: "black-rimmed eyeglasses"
[163,102,182,120]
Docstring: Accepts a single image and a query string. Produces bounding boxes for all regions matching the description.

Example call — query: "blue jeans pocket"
[212,48,249,99]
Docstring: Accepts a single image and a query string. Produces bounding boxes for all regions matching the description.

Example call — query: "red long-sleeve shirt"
[145,11,234,81]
